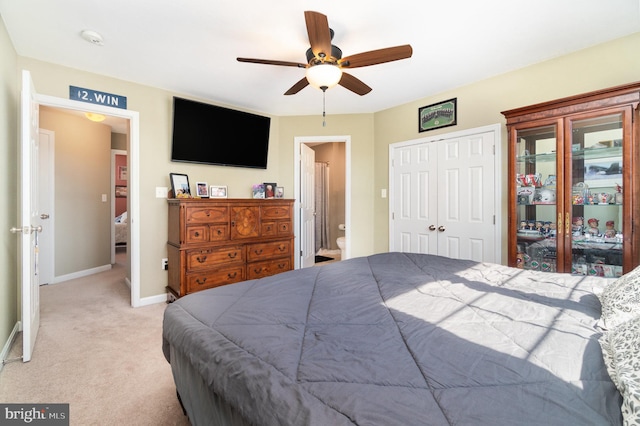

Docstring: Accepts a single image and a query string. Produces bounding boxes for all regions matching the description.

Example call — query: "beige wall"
[0,15,19,355]
[374,32,640,261]
[40,107,112,276]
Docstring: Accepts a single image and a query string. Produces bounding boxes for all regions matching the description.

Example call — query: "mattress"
[162,252,622,425]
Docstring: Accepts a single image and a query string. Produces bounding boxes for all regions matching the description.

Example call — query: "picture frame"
[418,98,457,132]
[115,185,127,197]
[118,165,128,181]
[196,182,209,198]
[275,186,284,199]
[169,173,191,198]
[263,182,277,199]
[252,184,265,199]
[209,185,228,199]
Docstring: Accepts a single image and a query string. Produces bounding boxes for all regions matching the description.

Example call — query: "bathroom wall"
[312,142,346,250]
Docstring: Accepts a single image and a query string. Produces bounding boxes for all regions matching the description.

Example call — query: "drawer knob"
[266,225,272,231]
[228,252,237,259]
[217,229,222,235]
[254,267,263,274]
[278,263,286,269]
[254,249,263,255]
[227,272,237,279]
[194,231,200,237]
[196,278,207,285]
[196,256,207,263]
[278,245,286,252]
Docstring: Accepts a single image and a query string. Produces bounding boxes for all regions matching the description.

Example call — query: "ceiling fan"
[237,11,413,96]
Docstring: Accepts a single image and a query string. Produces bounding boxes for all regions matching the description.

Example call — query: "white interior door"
[391,142,438,253]
[436,132,495,261]
[38,129,54,285]
[300,144,316,268]
[19,70,41,362]
[389,125,500,263]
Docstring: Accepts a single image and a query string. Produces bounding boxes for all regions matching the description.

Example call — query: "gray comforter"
[162,252,622,425]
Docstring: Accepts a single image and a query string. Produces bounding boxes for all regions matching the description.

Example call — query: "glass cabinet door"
[567,113,624,277]
[514,124,559,271]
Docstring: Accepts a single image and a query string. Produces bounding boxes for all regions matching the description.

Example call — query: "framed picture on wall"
[418,98,457,132]
[118,166,128,181]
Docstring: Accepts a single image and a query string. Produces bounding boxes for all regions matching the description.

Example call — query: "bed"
[162,252,635,425]
[115,211,127,246]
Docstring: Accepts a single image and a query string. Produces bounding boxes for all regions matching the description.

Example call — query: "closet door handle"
[428,225,436,231]
[438,226,445,232]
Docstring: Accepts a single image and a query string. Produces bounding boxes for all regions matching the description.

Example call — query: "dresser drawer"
[209,224,229,241]
[247,258,291,280]
[185,225,209,244]
[246,240,291,262]
[277,221,292,236]
[262,205,291,220]
[186,266,245,292]
[186,206,228,224]
[186,246,244,271]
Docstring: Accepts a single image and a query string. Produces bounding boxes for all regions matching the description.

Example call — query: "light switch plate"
[156,187,168,198]
[101,194,107,202]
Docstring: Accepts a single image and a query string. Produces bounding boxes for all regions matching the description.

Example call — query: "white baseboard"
[139,294,168,306]
[52,264,112,284]
[1,322,20,370]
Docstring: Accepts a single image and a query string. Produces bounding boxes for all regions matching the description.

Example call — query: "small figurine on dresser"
[587,218,600,236]
[604,220,617,238]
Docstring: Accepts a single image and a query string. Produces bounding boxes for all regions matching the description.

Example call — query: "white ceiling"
[2,0,639,124]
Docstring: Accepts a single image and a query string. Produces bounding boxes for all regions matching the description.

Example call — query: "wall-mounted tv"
[171,97,271,169]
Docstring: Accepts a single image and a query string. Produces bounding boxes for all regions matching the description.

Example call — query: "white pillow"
[599,315,640,425]
[598,265,640,330]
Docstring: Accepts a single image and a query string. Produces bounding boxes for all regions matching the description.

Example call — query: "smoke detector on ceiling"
[81,30,104,46]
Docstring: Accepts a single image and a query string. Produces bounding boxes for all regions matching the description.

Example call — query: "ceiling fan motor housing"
[306,44,343,64]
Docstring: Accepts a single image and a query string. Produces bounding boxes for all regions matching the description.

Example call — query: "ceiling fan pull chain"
[322,87,327,127]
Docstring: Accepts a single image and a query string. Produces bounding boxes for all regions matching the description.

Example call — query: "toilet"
[337,224,346,260]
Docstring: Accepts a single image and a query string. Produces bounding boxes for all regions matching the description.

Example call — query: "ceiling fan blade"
[237,57,307,68]
[339,44,413,68]
[304,11,332,60]
[284,77,310,95]
[339,72,372,96]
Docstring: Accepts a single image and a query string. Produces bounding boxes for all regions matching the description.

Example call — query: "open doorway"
[294,135,351,269]
[33,93,142,307]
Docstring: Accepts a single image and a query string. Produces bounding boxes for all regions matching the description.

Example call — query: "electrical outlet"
[161,258,168,270]
[156,187,168,198]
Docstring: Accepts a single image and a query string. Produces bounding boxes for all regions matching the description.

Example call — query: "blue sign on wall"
[69,86,127,109]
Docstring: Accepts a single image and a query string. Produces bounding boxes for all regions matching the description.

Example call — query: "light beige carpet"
[0,253,190,426]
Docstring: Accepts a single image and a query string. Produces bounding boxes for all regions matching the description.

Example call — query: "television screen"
[171,97,271,169]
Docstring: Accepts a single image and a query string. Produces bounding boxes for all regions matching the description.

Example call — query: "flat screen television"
[171,97,271,169]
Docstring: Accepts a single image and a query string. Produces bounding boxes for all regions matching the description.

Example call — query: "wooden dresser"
[167,198,295,298]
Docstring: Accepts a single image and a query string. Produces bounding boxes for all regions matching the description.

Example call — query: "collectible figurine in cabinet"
[587,218,600,236]
[572,217,584,236]
[604,220,617,238]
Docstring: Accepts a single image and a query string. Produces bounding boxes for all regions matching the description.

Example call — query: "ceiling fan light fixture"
[85,112,106,122]
[305,64,342,90]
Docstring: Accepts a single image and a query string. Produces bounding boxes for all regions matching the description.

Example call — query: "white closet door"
[390,126,498,263]
[437,132,495,262]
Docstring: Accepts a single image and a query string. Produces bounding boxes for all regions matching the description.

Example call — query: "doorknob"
[428,225,436,231]
[438,226,446,232]
[10,225,42,234]
[40,214,50,219]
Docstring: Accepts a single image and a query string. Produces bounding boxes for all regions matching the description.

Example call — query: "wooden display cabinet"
[502,82,640,276]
